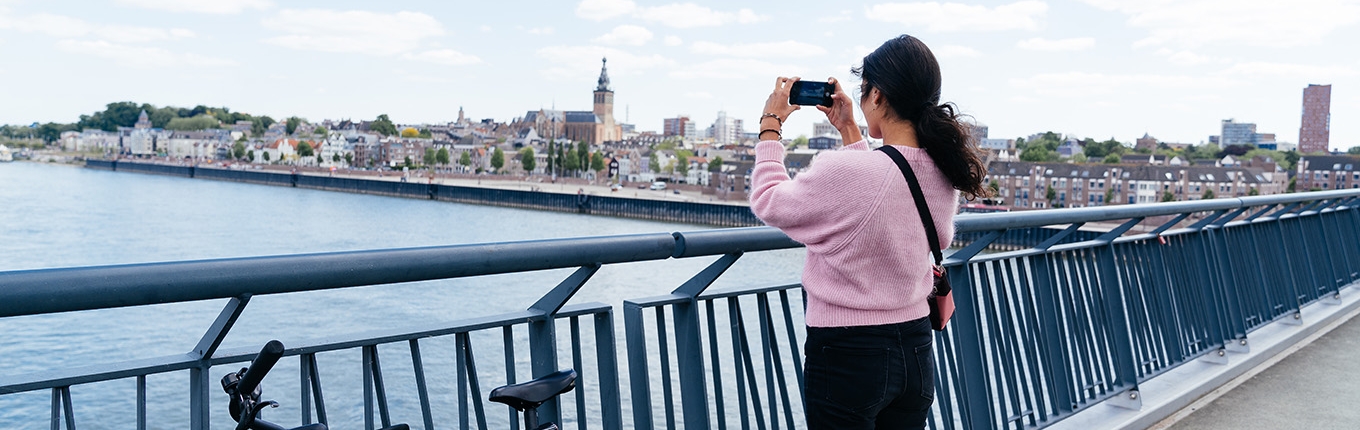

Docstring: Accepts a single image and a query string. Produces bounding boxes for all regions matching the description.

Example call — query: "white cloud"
[1016,37,1094,51]
[479,25,492,32]
[115,0,272,14]
[261,9,444,54]
[527,26,555,35]
[0,10,194,42]
[576,1,768,28]
[866,1,1048,32]
[1219,61,1357,78]
[593,25,653,46]
[663,35,683,46]
[819,10,854,23]
[403,49,482,66]
[684,91,714,99]
[576,0,636,21]
[1154,48,1222,66]
[1009,71,1235,97]
[536,45,674,81]
[1082,0,1360,48]
[55,39,235,68]
[690,40,827,58]
[932,44,981,58]
[669,58,805,80]
[636,4,767,28]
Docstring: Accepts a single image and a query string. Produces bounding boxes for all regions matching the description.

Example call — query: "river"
[0,161,806,429]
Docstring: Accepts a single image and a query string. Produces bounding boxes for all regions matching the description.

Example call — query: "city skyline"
[0,0,1357,148]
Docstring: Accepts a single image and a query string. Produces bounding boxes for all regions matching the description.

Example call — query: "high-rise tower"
[1299,84,1332,154]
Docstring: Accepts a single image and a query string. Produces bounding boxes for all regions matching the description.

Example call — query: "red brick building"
[1299,84,1332,154]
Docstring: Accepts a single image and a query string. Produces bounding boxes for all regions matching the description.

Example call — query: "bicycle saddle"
[489,369,577,411]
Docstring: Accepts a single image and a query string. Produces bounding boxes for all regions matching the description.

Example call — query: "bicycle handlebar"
[237,340,284,397]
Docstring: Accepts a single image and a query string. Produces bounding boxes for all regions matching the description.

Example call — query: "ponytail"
[854,34,991,201]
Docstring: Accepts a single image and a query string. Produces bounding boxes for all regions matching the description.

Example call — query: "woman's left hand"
[817,77,862,143]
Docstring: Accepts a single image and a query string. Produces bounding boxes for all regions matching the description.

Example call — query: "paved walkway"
[1166,310,1360,429]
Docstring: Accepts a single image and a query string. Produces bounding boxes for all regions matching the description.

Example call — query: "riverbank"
[83,159,763,227]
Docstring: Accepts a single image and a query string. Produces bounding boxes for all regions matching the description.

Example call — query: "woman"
[748,35,989,429]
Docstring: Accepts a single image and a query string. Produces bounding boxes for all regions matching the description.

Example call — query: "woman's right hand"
[760,77,802,139]
[816,77,862,144]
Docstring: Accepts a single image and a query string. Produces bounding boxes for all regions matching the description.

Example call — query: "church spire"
[596,57,611,92]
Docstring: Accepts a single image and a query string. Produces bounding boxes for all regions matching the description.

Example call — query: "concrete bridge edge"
[1047,283,1360,430]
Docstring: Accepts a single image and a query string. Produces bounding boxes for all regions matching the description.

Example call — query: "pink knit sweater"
[750,139,959,327]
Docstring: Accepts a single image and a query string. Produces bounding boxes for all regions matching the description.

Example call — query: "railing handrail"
[5,190,1357,319]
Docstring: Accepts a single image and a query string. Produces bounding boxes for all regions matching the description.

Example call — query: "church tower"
[135,110,152,129]
[593,57,618,142]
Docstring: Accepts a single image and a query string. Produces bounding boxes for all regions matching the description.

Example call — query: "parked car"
[650,182,667,190]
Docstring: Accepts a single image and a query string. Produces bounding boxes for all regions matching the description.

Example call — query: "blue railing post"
[671,252,741,430]
[529,264,600,425]
[943,230,1003,429]
[623,301,654,429]
[1092,219,1145,406]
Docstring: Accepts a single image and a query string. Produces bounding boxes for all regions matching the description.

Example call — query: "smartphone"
[788,81,834,107]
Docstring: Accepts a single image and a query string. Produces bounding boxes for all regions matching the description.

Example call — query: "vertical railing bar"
[762,294,797,430]
[51,387,59,430]
[734,302,769,430]
[411,339,436,430]
[593,310,623,430]
[457,334,470,430]
[705,299,729,430]
[976,262,1008,418]
[656,307,677,430]
[728,298,754,430]
[757,293,780,430]
[371,345,392,428]
[777,289,804,396]
[504,325,520,430]
[61,387,74,430]
[460,332,489,430]
[136,376,146,430]
[622,302,652,430]
[301,354,313,424]
[997,260,1034,427]
[309,353,328,425]
[570,317,588,430]
[363,346,375,430]
[1008,258,1045,424]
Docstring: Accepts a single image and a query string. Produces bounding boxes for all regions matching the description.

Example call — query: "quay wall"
[85,159,763,227]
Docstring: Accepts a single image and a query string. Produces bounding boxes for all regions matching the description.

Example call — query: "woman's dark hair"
[852,34,990,200]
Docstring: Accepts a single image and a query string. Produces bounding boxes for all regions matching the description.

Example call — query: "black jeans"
[804,317,934,430]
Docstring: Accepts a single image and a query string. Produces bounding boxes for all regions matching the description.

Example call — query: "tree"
[576,142,589,171]
[252,116,274,136]
[1162,191,1175,202]
[459,151,472,169]
[165,115,220,131]
[297,141,314,157]
[1070,153,1088,163]
[793,135,809,147]
[490,148,505,172]
[247,150,255,162]
[1348,147,1360,155]
[404,156,413,169]
[649,152,661,173]
[1103,153,1121,164]
[1105,188,1114,205]
[436,147,450,165]
[316,154,323,164]
[402,127,420,138]
[988,180,1000,196]
[285,116,302,135]
[1249,187,1260,196]
[676,152,690,176]
[263,151,271,162]
[1020,146,1057,162]
[332,153,340,162]
[521,148,537,172]
[563,147,581,172]
[232,142,246,159]
[344,153,353,165]
[371,114,397,136]
[1202,189,1215,200]
[709,156,724,172]
[591,152,605,172]
[314,126,327,136]
[424,147,437,166]
[418,129,433,139]
[1045,186,1056,206]
[1288,177,1297,193]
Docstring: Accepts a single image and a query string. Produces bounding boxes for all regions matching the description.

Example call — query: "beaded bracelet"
[761,113,783,125]
[760,128,782,140]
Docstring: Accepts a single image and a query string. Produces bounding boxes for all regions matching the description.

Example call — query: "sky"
[0,0,1357,149]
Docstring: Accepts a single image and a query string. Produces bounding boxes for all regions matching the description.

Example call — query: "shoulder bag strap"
[876,145,943,265]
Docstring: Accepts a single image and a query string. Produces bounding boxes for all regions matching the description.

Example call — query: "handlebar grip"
[237,340,284,396]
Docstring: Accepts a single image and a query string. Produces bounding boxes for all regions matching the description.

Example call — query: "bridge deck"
[1166,309,1360,429]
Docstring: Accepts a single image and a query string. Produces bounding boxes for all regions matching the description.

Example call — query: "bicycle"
[221,340,409,430]
[489,369,578,430]
[224,340,575,430]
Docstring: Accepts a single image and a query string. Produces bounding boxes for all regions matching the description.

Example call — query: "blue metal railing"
[3,189,1360,429]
